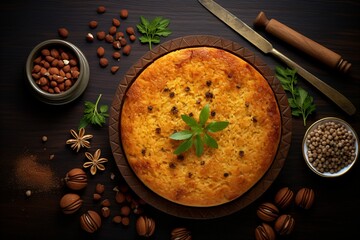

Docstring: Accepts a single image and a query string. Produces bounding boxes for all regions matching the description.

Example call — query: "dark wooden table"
[1,0,359,239]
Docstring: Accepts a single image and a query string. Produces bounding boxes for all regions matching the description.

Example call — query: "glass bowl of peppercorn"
[302,117,359,177]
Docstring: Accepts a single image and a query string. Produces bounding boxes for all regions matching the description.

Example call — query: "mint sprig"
[170,104,229,157]
[276,66,316,126]
[136,16,172,50]
[79,94,109,129]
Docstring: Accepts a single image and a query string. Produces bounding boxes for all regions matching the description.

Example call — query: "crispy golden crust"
[121,47,281,207]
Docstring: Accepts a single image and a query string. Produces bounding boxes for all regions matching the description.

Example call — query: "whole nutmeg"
[65,168,88,190]
[60,193,83,214]
[80,210,102,233]
[295,187,315,209]
[256,202,279,222]
[136,215,155,237]
[274,187,294,209]
[255,223,276,240]
[171,227,192,240]
[274,214,295,236]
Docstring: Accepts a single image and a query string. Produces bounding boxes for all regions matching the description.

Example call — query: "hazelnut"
[121,217,130,226]
[295,187,315,209]
[60,193,83,214]
[122,45,131,56]
[112,18,121,27]
[115,31,124,40]
[64,168,88,190]
[97,6,106,14]
[255,223,276,240]
[256,202,279,222]
[101,198,111,207]
[111,66,120,74]
[109,26,117,35]
[80,210,102,233]
[58,27,69,38]
[112,41,121,49]
[120,205,131,216]
[115,192,125,204]
[89,20,98,29]
[86,33,94,42]
[93,193,102,201]
[171,227,192,240]
[101,206,111,218]
[136,215,155,237]
[95,183,105,194]
[126,27,135,35]
[99,58,109,68]
[274,187,294,209]
[96,47,105,57]
[274,214,295,236]
[112,51,121,60]
[129,34,136,42]
[113,215,122,224]
[119,9,128,19]
[105,34,114,43]
[96,31,106,40]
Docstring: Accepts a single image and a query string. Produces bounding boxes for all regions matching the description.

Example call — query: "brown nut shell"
[274,187,294,209]
[255,223,276,240]
[256,202,279,222]
[274,214,295,236]
[60,193,83,214]
[136,215,155,237]
[65,168,88,190]
[295,187,315,209]
[80,210,102,233]
[171,227,192,240]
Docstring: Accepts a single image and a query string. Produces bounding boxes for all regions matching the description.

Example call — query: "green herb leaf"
[78,94,109,129]
[170,104,229,157]
[136,16,172,50]
[199,104,210,126]
[194,135,204,157]
[206,121,229,132]
[204,133,218,148]
[173,137,193,155]
[276,66,316,126]
[170,130,193,140]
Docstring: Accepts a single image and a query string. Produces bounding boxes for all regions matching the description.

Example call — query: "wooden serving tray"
[109,35,292,219]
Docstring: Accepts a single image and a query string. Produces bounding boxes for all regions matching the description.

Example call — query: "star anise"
[66,128,93,152]
[83,149,108,175]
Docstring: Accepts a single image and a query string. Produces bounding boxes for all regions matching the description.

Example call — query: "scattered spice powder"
[15,154,59,192]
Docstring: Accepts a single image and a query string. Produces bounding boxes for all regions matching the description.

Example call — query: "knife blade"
[198,0,356,116]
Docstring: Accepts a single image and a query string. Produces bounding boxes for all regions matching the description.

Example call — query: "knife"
[198,0,356,116]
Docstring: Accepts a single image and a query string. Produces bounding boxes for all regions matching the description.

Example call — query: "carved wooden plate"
[109,35,292,219]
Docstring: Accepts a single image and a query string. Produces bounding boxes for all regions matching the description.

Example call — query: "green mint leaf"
[297,87,308,107]
[139,36,150,43]
[199,104,210,126]
[170,130,193,140]
[173,137,193,155]
[137,16,172,50]
[181,115,199,128]
[204,133,218,148]
[156,29,172,37]
[194,135,204,157]
[140,16,149,27]
[79,94,108,128]
[206,121,229,132]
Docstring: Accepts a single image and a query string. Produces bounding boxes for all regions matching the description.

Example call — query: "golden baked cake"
[121,47,281,207]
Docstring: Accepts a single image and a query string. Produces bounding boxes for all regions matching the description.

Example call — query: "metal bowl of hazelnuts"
[302,117,359,177]
[26,39,90,105]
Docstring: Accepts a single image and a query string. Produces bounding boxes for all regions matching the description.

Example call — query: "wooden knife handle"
[254,11,351,74]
